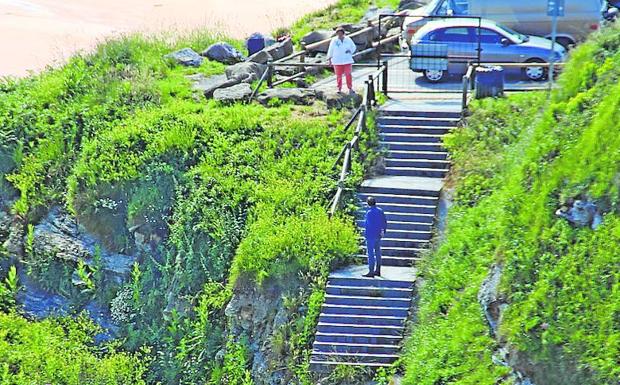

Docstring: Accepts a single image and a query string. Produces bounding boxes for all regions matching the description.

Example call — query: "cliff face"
[402,24,620,385]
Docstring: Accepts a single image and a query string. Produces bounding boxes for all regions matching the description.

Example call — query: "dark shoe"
[362,271,375,278]
[374,269,381,277]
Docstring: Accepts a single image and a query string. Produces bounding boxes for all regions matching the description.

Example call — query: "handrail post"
[366,79,374,109]
[382,61,388,96]
[300,43,306,64]
[462,75,468,113]
[266,60,273,88]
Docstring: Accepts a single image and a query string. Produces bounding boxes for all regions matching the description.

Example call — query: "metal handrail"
[328,65,385,218]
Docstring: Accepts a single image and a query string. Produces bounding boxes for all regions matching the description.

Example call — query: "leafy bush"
[0,312,147,384]
[403,24,620,385]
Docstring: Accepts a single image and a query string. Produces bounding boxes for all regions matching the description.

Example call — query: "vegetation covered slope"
[402,24,620,385]
[0,0,394,380]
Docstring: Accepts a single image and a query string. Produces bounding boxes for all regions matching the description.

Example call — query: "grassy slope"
[0,0,400,382]
[402,25,620,385]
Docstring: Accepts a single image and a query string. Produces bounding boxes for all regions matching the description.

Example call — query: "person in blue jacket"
[363,196,387,277]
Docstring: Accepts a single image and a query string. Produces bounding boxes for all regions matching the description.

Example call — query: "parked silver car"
[410,18,567,82]
[403,0,604,48]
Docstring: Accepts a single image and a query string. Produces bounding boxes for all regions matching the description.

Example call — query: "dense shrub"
[0,312,147,384]
[403,25,620,385]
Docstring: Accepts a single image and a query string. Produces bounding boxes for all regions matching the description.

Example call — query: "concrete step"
[321,304,409,318]
[360,245,425,257]
[328,277,414,289]
[357,192,438,206]
[377,116,459,127]
[357,202,436,215]
[379,125,451,135]
[311,351,399,365]
[357,220,432,232]
[319,314,406,327]
[385,158,450,169]
[379,133,443,143]
[380,109,461,119]
[313,341,400,355]
[326,284,413,298]
[317,322,404,336]
[387,150,449,160]
[360,185,439,197]
[355,254,421,267]
[374,238,430,249]
[385,166,448,178]
[315,332,402,346]
[324,294,410,308]
[381,141,444,152]
[384,229,432,240]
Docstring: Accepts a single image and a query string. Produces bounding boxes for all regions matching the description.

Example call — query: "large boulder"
[226,62,267,83]
[247,50,273,64]
[316,89,362,109]
[399,0,426,10]
[164,48,203,67]
[213,83,253,104]
[256,88,316,106]
[301,30,332,54]
[201,42,245,64]
[264,37,294,61]
[187,73,241,98]
[30,207,136,281]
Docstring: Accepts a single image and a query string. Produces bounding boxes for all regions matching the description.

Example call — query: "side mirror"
[500,38,511,46]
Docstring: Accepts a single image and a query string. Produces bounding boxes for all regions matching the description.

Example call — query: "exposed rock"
[213,83,253,104]
[225,62,267,83]
[201,42,246,64]
[301,30,332,54]
[317,89,363,109]
[3,218,24,257]
[478,264,506,335]
[555,199,602,229]
[248,50,273,64]
[31,207,136,280]
[164,48,204,67]
[275,65,301,77]
[350,23,380,50]
[361,6,394,22]
[399,0,426,10]
[256,88,316,106]
[187,73,241,98]
[264,37,294,61]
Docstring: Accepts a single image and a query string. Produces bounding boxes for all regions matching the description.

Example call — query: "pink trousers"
[333,64,353,91]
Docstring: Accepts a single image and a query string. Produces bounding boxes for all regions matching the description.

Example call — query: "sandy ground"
[0,0,337,77]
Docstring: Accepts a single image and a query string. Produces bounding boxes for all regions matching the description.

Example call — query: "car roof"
[415,17,501,37]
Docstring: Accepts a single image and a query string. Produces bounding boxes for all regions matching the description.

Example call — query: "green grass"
[0,312,147,384]
[402,24,620,385]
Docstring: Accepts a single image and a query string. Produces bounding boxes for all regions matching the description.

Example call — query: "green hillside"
[402,23,620,385]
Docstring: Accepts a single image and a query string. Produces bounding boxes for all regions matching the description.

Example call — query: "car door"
[440,27,477,73]
[478,27,518,64]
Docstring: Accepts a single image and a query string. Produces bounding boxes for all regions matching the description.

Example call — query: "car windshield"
[432,0,469,15]
[492,23,528,43]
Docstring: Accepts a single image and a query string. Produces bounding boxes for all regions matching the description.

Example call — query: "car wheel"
[523,59,547,81]
[424,69,445,83]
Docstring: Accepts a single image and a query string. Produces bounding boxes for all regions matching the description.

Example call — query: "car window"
[442,27,475,43]
[478,28,503,44]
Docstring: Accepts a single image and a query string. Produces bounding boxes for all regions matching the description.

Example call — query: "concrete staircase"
[310,101,461,369]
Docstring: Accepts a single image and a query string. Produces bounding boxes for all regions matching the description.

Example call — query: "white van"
[403,0,605,47]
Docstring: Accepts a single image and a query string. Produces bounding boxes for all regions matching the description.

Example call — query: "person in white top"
[327,26,357,94]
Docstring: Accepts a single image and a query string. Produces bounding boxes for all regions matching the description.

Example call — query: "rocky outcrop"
[226,62,267,83]
[164,48,204,67]
[202,42,246,64]
[301,30,332,54]
[555,199,602,229]
[31,207,136,282]
[187,73,241,98]
[213,83,253,104]
[478,265,537,385]
[256,88,316,106]
[225,280,305,385]
[316,89,362,109]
